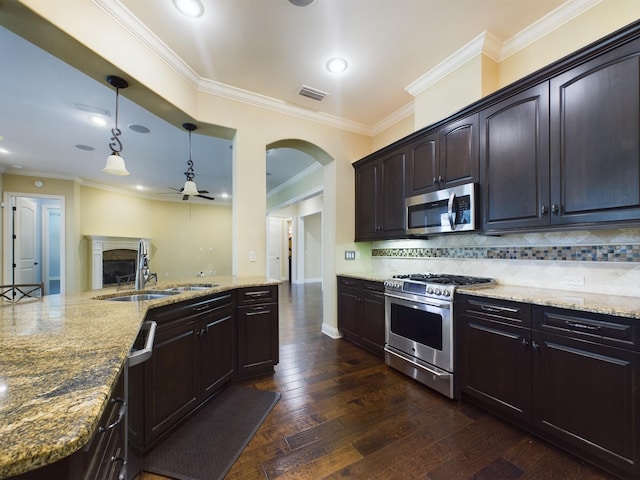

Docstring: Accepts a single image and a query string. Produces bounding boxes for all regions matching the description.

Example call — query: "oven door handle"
[384,292,451,309]
[384,346,451,379]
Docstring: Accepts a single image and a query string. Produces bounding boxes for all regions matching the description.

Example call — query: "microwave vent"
[298,85,329,101]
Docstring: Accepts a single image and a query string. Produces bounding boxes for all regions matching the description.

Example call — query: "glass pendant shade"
[103,153,130,176]
[182,180,199,196]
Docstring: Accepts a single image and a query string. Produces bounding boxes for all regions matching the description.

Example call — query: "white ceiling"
[0,0,578,201]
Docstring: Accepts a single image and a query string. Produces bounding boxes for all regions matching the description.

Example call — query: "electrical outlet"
[563,275,584,286]
[345,250,356,260]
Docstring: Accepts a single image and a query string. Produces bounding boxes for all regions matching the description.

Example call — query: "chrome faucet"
[135,239,156,290]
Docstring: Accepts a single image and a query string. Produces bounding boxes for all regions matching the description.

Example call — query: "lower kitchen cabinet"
[236,285,280,379]
[11,368,127,480]
[458,294,640,479]
[143,292,235,449]
[337,276,385,357]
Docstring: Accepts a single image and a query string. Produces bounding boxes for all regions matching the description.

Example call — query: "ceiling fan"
[165,123,215,201]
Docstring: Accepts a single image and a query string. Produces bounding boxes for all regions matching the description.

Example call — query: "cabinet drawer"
[237,285,278,305]
[533,305,639,351]
[150,292,234,324]
[458,294,531,328]
[362,280,384,293]
[338,276,362,289]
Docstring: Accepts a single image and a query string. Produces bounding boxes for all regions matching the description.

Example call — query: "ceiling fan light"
[103,153,130,176]
[182,180,199,196]
[173,0,204,17]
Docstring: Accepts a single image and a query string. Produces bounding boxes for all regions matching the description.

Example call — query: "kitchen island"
[0,276,279,479]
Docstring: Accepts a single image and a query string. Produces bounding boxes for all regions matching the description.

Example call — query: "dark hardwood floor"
[143,282,616,480]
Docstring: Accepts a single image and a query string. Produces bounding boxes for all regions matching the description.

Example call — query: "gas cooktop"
[384,273,495,300]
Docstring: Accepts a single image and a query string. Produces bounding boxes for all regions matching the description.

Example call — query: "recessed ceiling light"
[0,148,9,154]
[326,57,348,74]
[129,124,150,134]
[172,0,204,17]
[135,185,144,191]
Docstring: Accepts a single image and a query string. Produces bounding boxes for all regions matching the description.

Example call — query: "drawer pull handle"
[479,304,518,314]
[245,290,270,298]
[246,307,271,316]
[99,397,127,433]
[193,304,212,312]
[111,456,127,480]
[565,320,601,332]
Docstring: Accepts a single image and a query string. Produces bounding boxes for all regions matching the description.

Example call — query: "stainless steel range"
[383,273,494,399]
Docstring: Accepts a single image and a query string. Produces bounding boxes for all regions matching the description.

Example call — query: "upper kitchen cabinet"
[355,146,406,241]
[549,35,640,227]
[481,82,550,232]
[406,114,479,197]
[438,113,479,189]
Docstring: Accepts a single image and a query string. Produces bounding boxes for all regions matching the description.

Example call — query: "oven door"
[385,293,452,373]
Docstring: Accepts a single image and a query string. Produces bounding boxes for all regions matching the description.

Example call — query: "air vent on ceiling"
[298,85,329,101]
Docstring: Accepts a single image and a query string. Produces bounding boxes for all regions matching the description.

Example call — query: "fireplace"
[86,236,151,289]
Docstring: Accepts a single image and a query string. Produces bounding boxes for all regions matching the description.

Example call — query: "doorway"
[2,193,65,295]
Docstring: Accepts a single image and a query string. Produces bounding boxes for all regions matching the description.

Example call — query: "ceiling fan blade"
[197,190,210,194]
[182,195,189,201]
[197,194,216,201]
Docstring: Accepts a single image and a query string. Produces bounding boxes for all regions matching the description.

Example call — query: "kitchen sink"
[97,290,181,302]
[167,284,218,291]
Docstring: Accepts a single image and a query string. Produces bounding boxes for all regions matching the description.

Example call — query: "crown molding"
[372,101,414,137]
[93,0,373,136]
[267,162,323,198]
[500,0,603,60]
[405,31,502,97]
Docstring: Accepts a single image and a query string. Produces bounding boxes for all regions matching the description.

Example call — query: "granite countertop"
[0,276,279,479]
[336,272,640,319]
[456,284,640,320]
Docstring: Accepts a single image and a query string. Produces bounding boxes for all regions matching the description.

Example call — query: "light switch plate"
[345,250,356,260]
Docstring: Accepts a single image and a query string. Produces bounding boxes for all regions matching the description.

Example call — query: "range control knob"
[427,286,434,294]
[443,289,451,297]
[433,288,441,296]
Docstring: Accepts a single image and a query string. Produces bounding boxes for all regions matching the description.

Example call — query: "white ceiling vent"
[298,85,329,101]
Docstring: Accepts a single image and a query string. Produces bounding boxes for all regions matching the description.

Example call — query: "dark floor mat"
[144,385,281,480]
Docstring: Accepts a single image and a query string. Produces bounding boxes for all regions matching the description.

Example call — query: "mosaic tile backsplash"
[366,228,640,297]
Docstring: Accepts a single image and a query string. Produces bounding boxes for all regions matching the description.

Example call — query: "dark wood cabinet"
[459,293,640,479]
[406,114,479,197]
[438,113,479,190]
[550,36,640,227]
[480,83,550,231]
[337,276,385,357]
[236,285,279,379]
[458,295,532,422]
[531,306,640,478]
[354,147,406,241]
[143,292,235,448]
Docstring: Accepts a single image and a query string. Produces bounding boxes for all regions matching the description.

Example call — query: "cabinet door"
[237,302,279,378]
[337,284,360,339]
[406,131,438,196]
[358,288,385,357]
[439,113,478,188]
[532,330,639,477]
[481,83,550,231]
[355,160,378,240]
[550,37,640,225]
[379,149,406,236]
[144,318,199,446]
[460,317,532,421]
[199,306,235,400]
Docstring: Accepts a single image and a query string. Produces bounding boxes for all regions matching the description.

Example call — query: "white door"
[14,197,39,284]
[268,217,282,279]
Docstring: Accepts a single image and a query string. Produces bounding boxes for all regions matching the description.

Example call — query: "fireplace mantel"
[85,236,150,290]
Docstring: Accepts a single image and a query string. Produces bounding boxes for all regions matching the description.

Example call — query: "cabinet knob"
[540,205,548,216]
[532,340,540,353]
[551,204,560,215]
[438,175,443,184]
[521,337,529,349]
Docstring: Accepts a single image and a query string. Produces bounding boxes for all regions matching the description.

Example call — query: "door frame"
[3,192,66,294]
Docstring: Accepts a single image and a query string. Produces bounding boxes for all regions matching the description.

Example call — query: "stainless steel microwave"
[406,182,476,235]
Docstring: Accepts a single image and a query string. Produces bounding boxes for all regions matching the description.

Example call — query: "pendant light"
[182,123,199,196]
[103,75,130,176]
